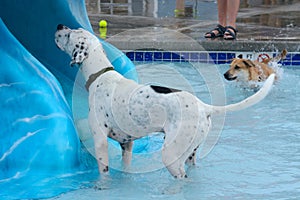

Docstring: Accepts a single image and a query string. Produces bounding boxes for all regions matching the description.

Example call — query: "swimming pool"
[50,61,300,199]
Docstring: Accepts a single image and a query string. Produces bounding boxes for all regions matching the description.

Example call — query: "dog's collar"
[85,67,114,91]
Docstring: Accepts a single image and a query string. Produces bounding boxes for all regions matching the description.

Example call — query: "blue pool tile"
[135,52,144,61]
[190,52,200,62]
[171,52,181,62]
[209,52,217,60]
[291,53,300,61]
[163,52,171,61]
[154,52,162,61]
[180,52,189,62]
[126,52,134,61]
[227,53,236,60]
[144,52,153,61]
[199,53,208,62]
[208,53,217,63]
[217,53,226,61]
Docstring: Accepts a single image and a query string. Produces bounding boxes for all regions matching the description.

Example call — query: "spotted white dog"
[55,24,275,179]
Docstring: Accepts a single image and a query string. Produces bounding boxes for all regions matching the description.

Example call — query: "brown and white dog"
[224,49,287,83]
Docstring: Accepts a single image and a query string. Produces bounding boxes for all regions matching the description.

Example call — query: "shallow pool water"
[52,62,299,199]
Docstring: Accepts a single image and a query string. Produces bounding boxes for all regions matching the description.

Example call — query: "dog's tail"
[205,73,275,114]
[263,49,287,64]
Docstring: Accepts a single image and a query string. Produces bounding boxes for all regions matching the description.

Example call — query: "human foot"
[204,24,226,38]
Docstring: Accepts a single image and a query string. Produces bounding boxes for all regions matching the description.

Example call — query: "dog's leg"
[120,141,133,168]
[162,157,187,179]
[185,146,198,166]
[89,105,109,175]
[93,133,109,174]
[162,138,187,179]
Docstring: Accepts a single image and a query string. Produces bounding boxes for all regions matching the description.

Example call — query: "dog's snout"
[57,24,65,31]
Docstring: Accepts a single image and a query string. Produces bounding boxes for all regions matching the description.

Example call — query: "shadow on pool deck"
[87,0,300,52]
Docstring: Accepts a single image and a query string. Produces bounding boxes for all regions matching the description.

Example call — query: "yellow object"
[174,9,185,17]
[99,27,107,39]
[99,20,107,28]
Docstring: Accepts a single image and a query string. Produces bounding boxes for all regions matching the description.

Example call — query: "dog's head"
[55,24,91,66]
[224,58,256,81]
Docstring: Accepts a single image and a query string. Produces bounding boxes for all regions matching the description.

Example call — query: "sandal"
[224,26,238,40]
[204,24,226,38]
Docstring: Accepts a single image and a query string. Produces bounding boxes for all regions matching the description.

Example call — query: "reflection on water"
[85,0,218,19]
[86,0,300,28]
[238,11,300,28]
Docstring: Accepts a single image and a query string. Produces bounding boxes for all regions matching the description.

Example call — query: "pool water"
[54,62,300,199]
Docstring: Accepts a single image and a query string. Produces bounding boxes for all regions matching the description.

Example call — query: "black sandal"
[204,24,226,38]
[224,26,238,40]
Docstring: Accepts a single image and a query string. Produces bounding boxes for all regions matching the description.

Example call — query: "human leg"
[204,0,227,38]
[224,0,240,39]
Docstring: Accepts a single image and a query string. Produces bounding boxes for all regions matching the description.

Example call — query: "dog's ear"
[70,38,89,66]
[243,60,255,68]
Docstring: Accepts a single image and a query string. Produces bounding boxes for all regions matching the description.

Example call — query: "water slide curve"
[0,0,138,198]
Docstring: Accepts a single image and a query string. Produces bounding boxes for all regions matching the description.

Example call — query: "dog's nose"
[57,24,65,30]
[224,72,229,80]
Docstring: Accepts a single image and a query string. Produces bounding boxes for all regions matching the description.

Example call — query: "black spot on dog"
[150,85,181,94]
[109,129,116,137]
[104,123,108,128]
[103,166,108,172]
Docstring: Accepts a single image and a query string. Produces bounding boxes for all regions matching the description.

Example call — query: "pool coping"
[109,39,300,53]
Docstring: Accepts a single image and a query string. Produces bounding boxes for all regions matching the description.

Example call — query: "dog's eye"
[58,34,61,37]
[234,66,240,70]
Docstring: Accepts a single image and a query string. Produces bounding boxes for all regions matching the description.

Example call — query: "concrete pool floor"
[86,0,300,52]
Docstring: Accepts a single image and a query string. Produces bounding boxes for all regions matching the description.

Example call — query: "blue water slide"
[0,18,81,198]
[0,0,140,199]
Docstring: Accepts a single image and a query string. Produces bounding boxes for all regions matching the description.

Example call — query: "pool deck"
[88,1,300,52]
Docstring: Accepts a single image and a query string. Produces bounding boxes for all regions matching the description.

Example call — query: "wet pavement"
[86,0,300,51]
